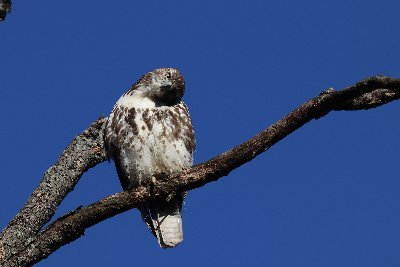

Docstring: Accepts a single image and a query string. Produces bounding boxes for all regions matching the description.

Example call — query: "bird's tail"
[140,195,183,248]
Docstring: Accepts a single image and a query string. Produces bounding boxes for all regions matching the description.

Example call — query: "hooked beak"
[160,80,173,91]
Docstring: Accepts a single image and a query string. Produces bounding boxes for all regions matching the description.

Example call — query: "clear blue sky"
[1,1,400,266]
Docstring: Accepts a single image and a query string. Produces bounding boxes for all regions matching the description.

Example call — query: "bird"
[104,68,195,248]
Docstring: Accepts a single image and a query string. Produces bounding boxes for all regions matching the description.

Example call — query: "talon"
[166,192,176,202]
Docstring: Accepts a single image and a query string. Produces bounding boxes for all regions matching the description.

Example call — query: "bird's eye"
[166,72,172,79]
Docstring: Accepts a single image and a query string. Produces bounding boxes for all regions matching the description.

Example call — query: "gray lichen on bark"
[0,117,107,264]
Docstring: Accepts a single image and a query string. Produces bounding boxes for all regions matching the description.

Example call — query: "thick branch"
[1,76,400,266]
[0,117,107,263]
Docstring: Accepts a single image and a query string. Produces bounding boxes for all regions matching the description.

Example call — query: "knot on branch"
[312,87,339,119]
[319,87,336,96]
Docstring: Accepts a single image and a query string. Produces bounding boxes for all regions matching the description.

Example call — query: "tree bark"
[0,76,399,266]
[0,118,107,265]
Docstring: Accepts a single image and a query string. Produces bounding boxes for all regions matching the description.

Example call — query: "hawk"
[104,68,195,248]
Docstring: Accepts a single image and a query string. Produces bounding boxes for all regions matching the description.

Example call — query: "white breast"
[106,94,195,188]
[116,91,156,109]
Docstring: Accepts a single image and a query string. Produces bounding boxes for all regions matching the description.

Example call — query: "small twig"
[0,0,11,21]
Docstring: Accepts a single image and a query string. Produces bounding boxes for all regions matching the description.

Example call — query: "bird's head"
[128,68,185,106]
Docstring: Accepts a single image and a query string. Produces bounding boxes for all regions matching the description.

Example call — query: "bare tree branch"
[0,118,107,263]
[0,0,11,21]
[1,76,399,266]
